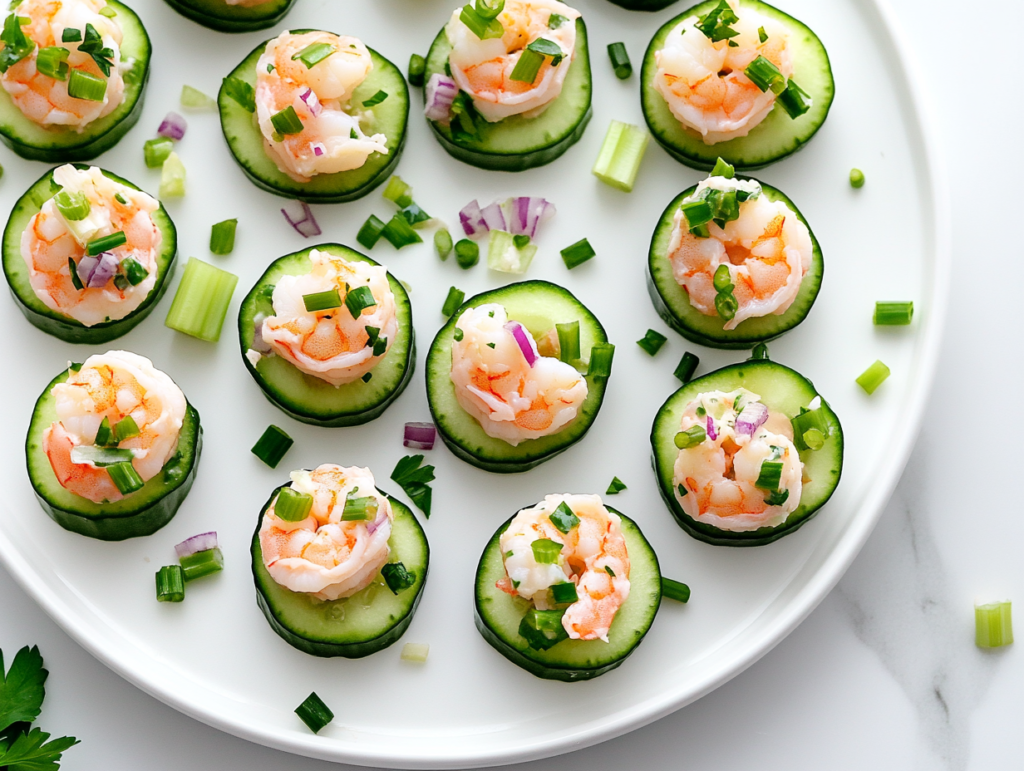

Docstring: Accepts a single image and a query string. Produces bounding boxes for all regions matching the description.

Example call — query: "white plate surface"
[0,0,948,767]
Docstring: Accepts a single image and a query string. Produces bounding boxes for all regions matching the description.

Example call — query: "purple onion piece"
[87,252,119,288]
[480,201,507,232]
[504,321,538,367]
[706,415,718,441]
[526,198,556,239]
[424,73,458,122]
[298,88,322,117]
[735,402,769,437]
[251,312,272,354]
[157,111,187,141]
[312,142,325,157]
[76,255,98,286]
[175,531,218,559]
[366,507,388,535]
[404,421,436,450]
[281,201,321,238]
[459,199,486,237]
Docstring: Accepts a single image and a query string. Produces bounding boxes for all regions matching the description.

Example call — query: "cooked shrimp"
[653,0,793,144]
[446,0,580,123]
[673,388,802,531]
[450,304,587,446]
[498,494,630,642]
[668,175,812,329]
[257,248,398,387]
[254,31,388,183]
[1,0,126,129]
[259,465,394,601]
[21,164,161,327]
[42,351,187,504]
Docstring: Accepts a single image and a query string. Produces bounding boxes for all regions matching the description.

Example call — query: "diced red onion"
[298,88,322,118]
[504,321,538,367]
[424,73,458,122]
[281,201,321,238]
[75,255,98,285]
[86,252,119,288]
[251,312,272,353]
[404,422,436,450]
[480,201,506,232]
[459,199,486,237]
[157,111,187,141]
[706,415,718,441]
[366,507,388,535]
[175,531,218,559]
[312,142,325,157]
[735,402,769,437]
[460,196,556,239]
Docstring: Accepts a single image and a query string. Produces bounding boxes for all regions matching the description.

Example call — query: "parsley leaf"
[696,0,739,43]
[76,23,115,77]
[0,646,47,731]
[0,13,35,74]
[0,727,79,771]
[390,455,435,518]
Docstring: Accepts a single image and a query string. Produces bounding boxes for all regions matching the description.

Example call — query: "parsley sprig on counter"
[390,455,435,518]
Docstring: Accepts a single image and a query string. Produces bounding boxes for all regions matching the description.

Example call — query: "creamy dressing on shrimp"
[21,164,162,326]
[446,0,580,123]
[450,304,587,446]
[255,31,388,182]
[259,465,393,601]
[673,388,802,531]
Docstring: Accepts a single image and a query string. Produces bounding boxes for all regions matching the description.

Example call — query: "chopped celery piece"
[975,601,1013,648]
[592,120,649,192]
[382,175,413,208]
[164,257,238,342]
[401,642,429,662]
[159,152,186,198]
[144,137,173,168]
[487,229,536,274]
[180,84,216,110]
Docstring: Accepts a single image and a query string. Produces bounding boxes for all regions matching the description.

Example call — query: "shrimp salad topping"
[255,31,388,182]
[21,164,162,326]
[251,248,398,387]
[673,388,802,531]
[1,0,127,129]
[259,465,394,601]
[668,172,812,329]
[42,351,187,504]
[446,0,581,123]
[498,494,630,643]
[450,304,587,446]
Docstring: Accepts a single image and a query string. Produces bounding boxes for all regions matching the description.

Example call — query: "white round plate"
[0,0,948,767]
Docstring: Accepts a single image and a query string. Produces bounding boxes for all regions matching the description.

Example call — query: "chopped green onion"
[344,284,377,317]
[86,230,126,256]
[156,565,185,602]
[637,329,667,356]
[518,608,568,651]
[275,486,313,522]
[434,228,453,260]
[856,360,890,395]
[556,320,580,363]
[513,234,530,249]
[560,238,595,269]
[0,12,34,74]
[362,90,388,107]
[975,601,1013,648]
[114,192,127,205]
[390,454,435,518]
[744,55,786,94]
[270,106,303,135]
[209,219,237,255]
[295,692,333,734]
[453,328,464,342]
[475,0,505,21]
[159,152,186,198]
[442,286,465,318]
[531,538,562,564]
[764,489,790,506]
[62,28,82,43]
[592,120,649,192]
[527,37,563,65]
[356,214,387,249]
[754,460,783,490]
[696,0,739,42]
[408,53,426,87]
[302,289,342,313]
[758,26,768,43]
[164,257,238,342]
[341,494,378,521]
[455,238,479,269]
[674,425,706,450]
[850,168,866,189]
[715,291,738,321]
[400,204,431,228]
[36,45,69,80]
[70,445,134,467]
[680,200,713,236]
[361,372,372,383]
[98,5,115,17]
[750,342,769,360]
[549,12,567,27]
[459,3,504,40]
[381,212,422,249]
[54,190,89,221]
[121,256,148,286]
[108,460,144,495]
[68,257,84,290]
[381,562,416,594]
[777,79,812,118]
[113,415,139,442]
[551,581,578,605]
[873,301,913,326]
[222,76,255,112]
[711,156,735,179]
[67,68,105,101]
[801,428,825,450]
[791,407,829,451]
[94,416,113,446]
[674,351,699,383]
[144,136,174,168]
[291,42,335,69]
[587,342,615,380]
[509,47,543,84]
[606,476,627,495]
[549,501,579,533]
[607,42,631,79]
[180,84,216,110]
[179,548,224,582]
[400,642,429,662]
[251,425,293,469]
[661,578,691,603]
[382,175,414,208]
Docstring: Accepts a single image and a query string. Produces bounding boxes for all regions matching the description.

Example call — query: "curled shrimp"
[259,465,394,601]
[653,0,792,144]
[498,494,630,642]
[449,304,587,446]
[446,0,581,123]
[42,351,187,503]
[254,31,388,183]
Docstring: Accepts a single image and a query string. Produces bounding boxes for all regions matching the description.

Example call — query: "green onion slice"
[362,90,388,107]
[754,460,783,490]
[607,42,631,79]
[179,548,224,582]
[606,476,627,495]
[381,562,417,594]
[791,406,829,451]
[856,360,890,395]
[382,175,414,208]
[442,286,465,318]
[270,105,303,135]
[67,68,106,101]
[356,214,387,250]
[292,42,335,69]
[744,55,786,94]
[222,76,255,113]
[344,284,377,317]
[674,351,699,384]
[454,238,479,269]
[551,581,578,605]
[94,416,113,446]
[54,190,90,221]
[587,342,615,380]
[121,257,148,286]
[556,320,580,363]
[108,460,144,495]
[251,425,293,469]
[156,565,185,602]
[661,577,691,603]
[674,425,706,450]
[341,494,378,521]
[144,136,174,169]
[777,79,812,118]
[86,230,126,256]
[295,692,333,734]
[549,501,579,533]
[637,329,667,356]
[70,445,135,467]
[710,157,735,178]
[36,45,69,80]
[518,608,568,651]
[560,238,595,269]
[873,301,913,326]
[531,538,562,564]
[460,3,503,40]
[302,288,342,313]
[434,228,453,260]
[209,219,237,255]
[509,47,543,84]
[407,53,426,87]
[113,415,139,442]
[381,212,422,249]
[474,0,505,21]
[275,486,313,522]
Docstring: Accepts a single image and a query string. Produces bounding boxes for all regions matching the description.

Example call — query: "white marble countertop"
[3,0,1021,768]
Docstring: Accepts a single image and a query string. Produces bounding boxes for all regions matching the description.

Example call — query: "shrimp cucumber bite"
[641,0,834,170]
[425,281,611,473]
[422,0,592,172]
[475,494,661,681]
[162,0,297,33]
[238,244,414,427]
[651,356,842,546]
[3,164,177,344]
[218,29,409,203]
[605,0,680,10]
[251,465,429,658]
[647,161,821,348]
[25,352,202,540]
[0,0,150,162]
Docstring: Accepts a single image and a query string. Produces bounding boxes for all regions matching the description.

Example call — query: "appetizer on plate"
[251,464,429,657]
[238,244,414,427]
[26,351,202,540]
[604,0,679,9]
[162,0,298,33]
[219,29,408,202]
[475,494,661,681]
[422,0,592,171]
[3,164,177,344]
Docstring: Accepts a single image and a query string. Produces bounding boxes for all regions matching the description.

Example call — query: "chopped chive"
[674,425,706,450]
[791,407,829,451]
[715,291,738,321]
[270,106,303,135]
[661,577,691,603]
[560,238,595,269]
[251,425,293,468]
[607,42,631,79]
[518,608,569,651]
[381,562,416,594]
[400,642,429,662]
[295,692,333,734]
[144,136,174,168]
[549,501,579,533]
[86,230,126,256]
[156,565,185,602]
[164,257,238,342]
[62,28,82,42]
[442,286,465,318]
[637,329,667,356]
[400,203,431,228]
[754,460,783,490]
[606,476,627,495]
[275,486,313,522]
[850,168,866,189]
[302,289,342,313]
[209,219,237,255]
[551,581,578,605]
[159,152,186,198]
[119,256,148,286]
[556,320,580,363]
[681,200,713,234]
[361,372,372,382]
[459,3,504,40]
[36,45,69,80]
[180,84,216,110]
[758,26,768,43]
[777,79,812,118]
[382,175,413,208]
[114,193,127,205]
[531,538,562,564]
[362,90,388,107]
[356,214,387,249]
[54,190,89,221]
[604,565,616,577]
[674,351,699,383]
[113,415,139,442]
[408,53,426,86]
[873,301,913,326]
[291,42,335,69]
[222,76,255,112]
[750,342,769,360]
[453,328,464,342]
[509,47,544,84]
[587,342,615,380]
[764,488,790,506]
[710,157,735,179]
[381,212,422,248]
[341,494,378,521]
[94,416,113,446]
[67,68,106,101]
[70,445,134,467]
[179,548,224,581]
[455,238,479,269]
[592,120,649,192]
[434,228,453,260]
[856,360,890,395]
[976,601,1013,648]
[108,461,144,495]
[344,284,377,317]
[744,55,786,94]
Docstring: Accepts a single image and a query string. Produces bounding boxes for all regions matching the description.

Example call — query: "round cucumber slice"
[2,165,178,345]
[251,486,429,658]
[647,180,822,349]
[26,366,202,541]
[606,0,680,9]
[425,280,610,473]
[422,18,592,172]
[474,504,661,682]
[162,0,297,32]
[218,33,409,203]
[651,358,843,546]
[237,244,414,428]
[640,0,834,170]
[0,0,150,162]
